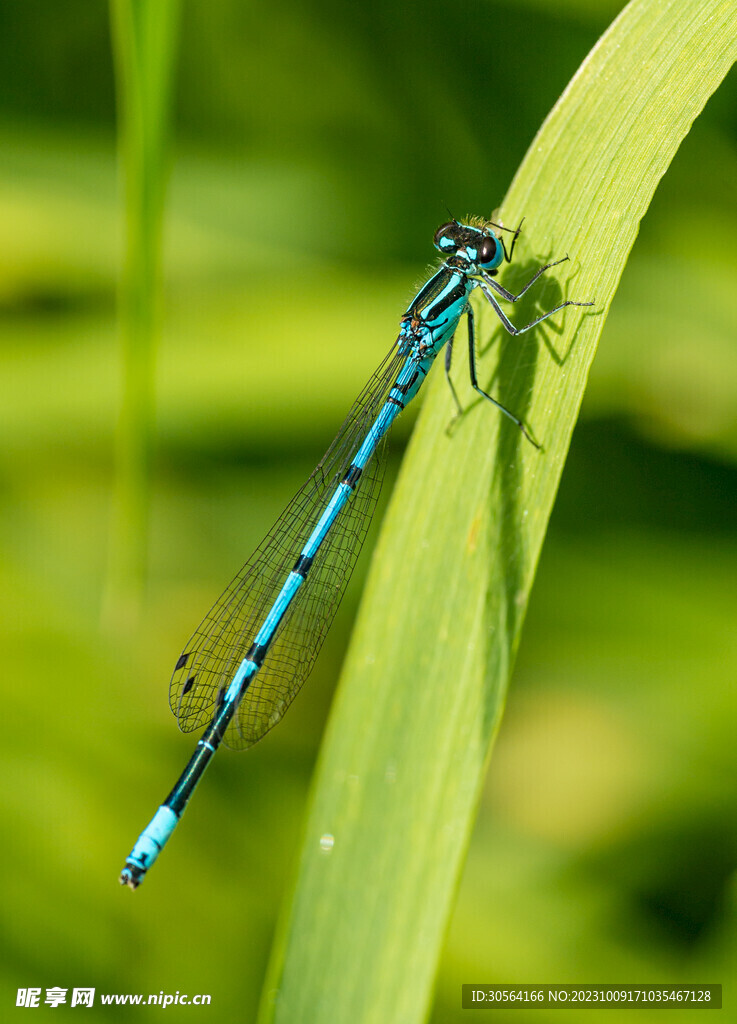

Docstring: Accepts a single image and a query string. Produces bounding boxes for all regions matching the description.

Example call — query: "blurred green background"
[2,1,737,1021]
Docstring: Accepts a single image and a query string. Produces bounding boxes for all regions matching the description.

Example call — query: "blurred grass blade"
[260,1,737,1021]
[105,0,180,627]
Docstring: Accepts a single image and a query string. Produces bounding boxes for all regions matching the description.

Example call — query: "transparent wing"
[169,344,406,750]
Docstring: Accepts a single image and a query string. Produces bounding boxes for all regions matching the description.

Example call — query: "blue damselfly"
[120,218,592,888]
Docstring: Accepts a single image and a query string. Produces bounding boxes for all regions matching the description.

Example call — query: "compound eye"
[478,235,500,267]
[434,221,459,253]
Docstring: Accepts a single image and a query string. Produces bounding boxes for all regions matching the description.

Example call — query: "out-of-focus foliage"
[0,1,735,1022]
[106,0,181,620]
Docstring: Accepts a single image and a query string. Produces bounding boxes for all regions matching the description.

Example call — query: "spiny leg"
[487,216,525,263]
[481,255,573,303]
[478,279,594,336]
[444,331,463,418]
[466,303,540,450]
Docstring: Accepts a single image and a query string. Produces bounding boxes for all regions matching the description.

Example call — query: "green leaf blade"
[106,0,180,625]
[261,3,737,1022]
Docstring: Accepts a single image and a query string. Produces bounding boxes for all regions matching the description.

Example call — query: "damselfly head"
[433,219,503,272]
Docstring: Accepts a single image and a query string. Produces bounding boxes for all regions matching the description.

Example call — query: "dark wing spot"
[182,675,196,695]
[175,652,189,671]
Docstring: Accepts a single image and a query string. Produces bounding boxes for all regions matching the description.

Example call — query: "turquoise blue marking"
[353,400,402,467]
[254,572,303,644]
[120,217,593,888]
[224,659,257,704]
[303,484,353,557]
[124,806,178,877]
